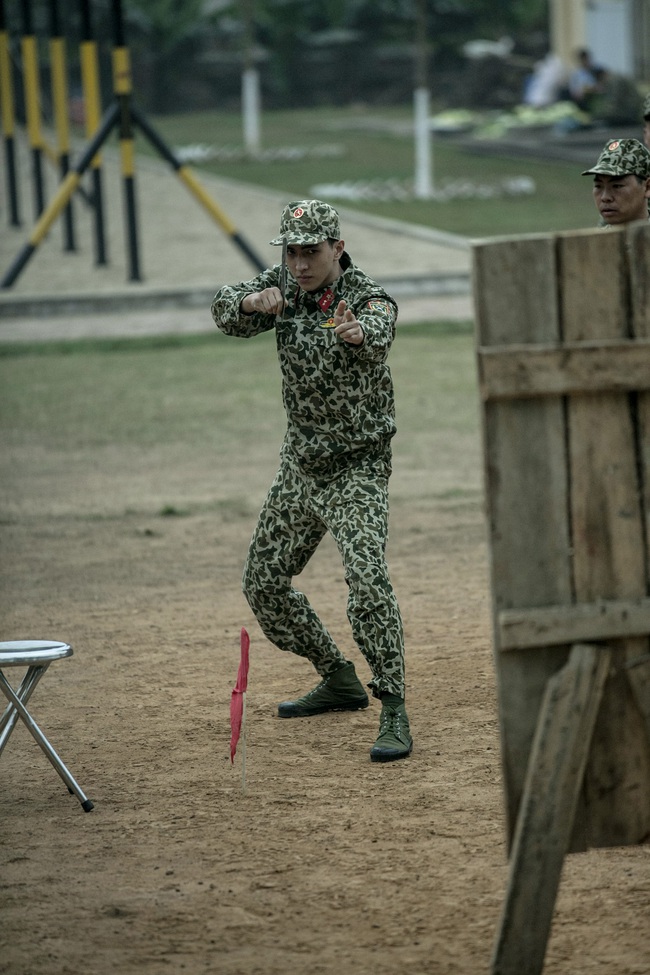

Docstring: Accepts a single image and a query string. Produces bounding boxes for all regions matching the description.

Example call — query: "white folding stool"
[0,640,94,812]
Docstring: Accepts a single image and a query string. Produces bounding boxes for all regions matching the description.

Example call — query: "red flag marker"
[230,627,250,767]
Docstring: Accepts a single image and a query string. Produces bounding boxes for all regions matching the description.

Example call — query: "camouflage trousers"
[242,459,405,699]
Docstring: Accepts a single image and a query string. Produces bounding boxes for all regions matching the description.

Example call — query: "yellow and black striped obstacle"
[1,0,265,289]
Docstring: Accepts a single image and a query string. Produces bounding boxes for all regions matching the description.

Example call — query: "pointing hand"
[333,300,364,345]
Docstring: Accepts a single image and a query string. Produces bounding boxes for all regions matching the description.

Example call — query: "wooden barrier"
[473,222,650,975]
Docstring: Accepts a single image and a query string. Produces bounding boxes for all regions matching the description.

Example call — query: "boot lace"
[378,705,405,742]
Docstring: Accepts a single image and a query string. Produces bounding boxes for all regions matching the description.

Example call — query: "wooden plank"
[474,235,573,844]
[498,597,650,651]
[473,233,558,346]
[560,228,650,849]
[625,646,650,730]
[627,222,650,338]
[559,227,627,340]
[624,221,650,766]
[561,230,644,600]
[583,644,650,848]
[569,393,644,596]
[490,644,610,975]
[478,340,650,400]
[628,222,650,593]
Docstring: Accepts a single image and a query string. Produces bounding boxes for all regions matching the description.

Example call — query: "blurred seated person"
[523,53,566,108]
[590,67,642,125]
[568,48,600,112]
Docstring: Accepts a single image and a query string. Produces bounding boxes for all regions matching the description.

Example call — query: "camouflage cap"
[581,138,650,177]
[269,200,341,245]
[644,92,650,120]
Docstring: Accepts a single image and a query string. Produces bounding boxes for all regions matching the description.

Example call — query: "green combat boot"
[370,698,413,762]
[278,661,369,718]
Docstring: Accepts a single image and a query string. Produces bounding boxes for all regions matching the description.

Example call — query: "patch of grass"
[398,319,474,337]
[0,319,474,361]
[138,106,597,238]
[0,332,225,359]
[0,328,479,494]
[0,329,283,450]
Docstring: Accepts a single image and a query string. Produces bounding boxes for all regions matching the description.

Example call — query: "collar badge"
[318,288,335,312]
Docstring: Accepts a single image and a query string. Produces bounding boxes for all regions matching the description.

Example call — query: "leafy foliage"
[116,0,547,111]
[125,0,207,53]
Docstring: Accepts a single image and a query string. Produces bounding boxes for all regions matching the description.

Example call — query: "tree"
[124,0,217,112]
[115,0,548,111]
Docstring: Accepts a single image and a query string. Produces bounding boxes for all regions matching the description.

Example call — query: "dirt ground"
[2,453,649,975]
[1,149,649,975]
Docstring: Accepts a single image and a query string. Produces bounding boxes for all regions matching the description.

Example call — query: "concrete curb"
[0,272,471,319]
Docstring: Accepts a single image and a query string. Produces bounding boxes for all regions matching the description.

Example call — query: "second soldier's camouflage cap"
[644,93,650,119]
[269,200,341,245]
[581,138,650,177]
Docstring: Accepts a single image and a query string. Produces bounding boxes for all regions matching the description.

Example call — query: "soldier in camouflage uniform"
[581,138,650,225]
[211,200,412,762]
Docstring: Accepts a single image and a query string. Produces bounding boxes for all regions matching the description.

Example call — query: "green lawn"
[132,105,597,238]
[0,324,480,512]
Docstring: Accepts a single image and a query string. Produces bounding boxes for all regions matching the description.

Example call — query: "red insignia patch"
[607,140,620,151]
[293,207,304,218]
[318,288,335,312]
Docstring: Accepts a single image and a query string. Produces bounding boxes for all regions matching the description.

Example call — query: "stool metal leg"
[0,665,48,753]
[0,670,94,812]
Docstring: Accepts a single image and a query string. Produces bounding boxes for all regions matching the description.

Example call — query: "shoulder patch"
[366,299,392,315]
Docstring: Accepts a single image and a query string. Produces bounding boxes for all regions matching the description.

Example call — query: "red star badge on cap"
[293,207,304,218]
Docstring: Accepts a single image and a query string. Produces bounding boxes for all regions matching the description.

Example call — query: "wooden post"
[490,644,610,975]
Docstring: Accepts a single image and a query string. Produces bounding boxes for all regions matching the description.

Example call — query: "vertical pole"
[49,0,75,251]
[111,0,141,281]
[0,0,21,225]
[20,0,45,217]
[241,0,260,156]
[414,87,432,199]
[242,68,260,157]
[413,0,433,200]
[79,0,107,265]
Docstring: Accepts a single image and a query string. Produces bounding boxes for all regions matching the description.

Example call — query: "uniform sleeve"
[351,296,398,363]
[211,266,281,338]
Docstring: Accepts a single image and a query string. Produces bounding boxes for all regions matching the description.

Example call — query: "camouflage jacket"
[211,253,398,480]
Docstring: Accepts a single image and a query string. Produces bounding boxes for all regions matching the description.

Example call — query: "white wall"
[550,0,648,79]
[586,0,634,75]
